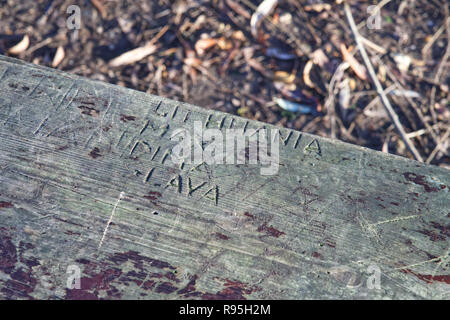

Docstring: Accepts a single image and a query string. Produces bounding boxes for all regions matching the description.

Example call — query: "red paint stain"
[78,105,99,117]
[214,233,230,240]
[144,191,162,201]
[418,229,445,242]
[120,114,136,122]
[244,212,255,219]
[201,278,259,300]
[257,223,285,238]
[402,269,450,284]
[66,289,99,300]
[178,275,198,295]
[89,147,102,159]
[142,280,156,290]
[0,201,13,209]
[155,282,178,294]
[430,221,449,236]
[110,250,176,270]
[403,172,439,193]
[0,235,17,274]
[325,240,336,248]
[9,268,38,295]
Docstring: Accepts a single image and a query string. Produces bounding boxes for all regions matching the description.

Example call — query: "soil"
[1,0,448,167]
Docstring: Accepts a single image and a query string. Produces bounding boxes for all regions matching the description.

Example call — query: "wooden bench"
[0,55,448,299]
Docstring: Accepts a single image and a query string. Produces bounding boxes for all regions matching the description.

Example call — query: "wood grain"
[0,55,448,299]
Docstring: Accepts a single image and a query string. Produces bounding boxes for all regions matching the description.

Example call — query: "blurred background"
[1,0,449,167]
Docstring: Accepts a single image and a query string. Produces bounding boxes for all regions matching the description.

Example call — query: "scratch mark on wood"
[139,120,150,135]
[55,81,75,112]
[205,114,212,128]
[242,121,249,134]
[183,111,190,123]
[0,66,9,82]
[98,192,125,251]
[116,130,127,147]
[171,105,178,120]
[161,149,171,164]
[33,116,49,135]
[279,131,292,146]
[228,118,235,129]
[304,139,321,156]
[218,116,226,129]
[202,185,219,205]
[166,175,182,193]
[151,146,161,161]
[159,124,169,137]
[394,256,444,271]
[293,132,302,149]
[369,214,422,227]
[187,177,207,196]
[143,168,154,184]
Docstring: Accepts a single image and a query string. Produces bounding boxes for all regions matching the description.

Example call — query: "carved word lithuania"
[170,121,279,176]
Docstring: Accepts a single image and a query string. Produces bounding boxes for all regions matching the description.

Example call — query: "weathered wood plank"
[0,55,448,299]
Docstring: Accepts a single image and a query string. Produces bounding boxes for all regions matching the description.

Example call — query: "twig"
[406,123,443,140]
[356,0,392,29]
[371,54,443,152]
[324,62,349,139]
[429,8,450,125]
[422,25,445,59]
[90,0,107,19]
[239,0,312,55]
[25,36,55,56]
[344,2,423,162]
[426,127,450,164]
[361,37,387,55]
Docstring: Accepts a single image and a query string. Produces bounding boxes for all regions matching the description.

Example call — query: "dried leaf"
[274,82,318,105]
[91,0,107,19]
[266,47,297,60]
[393,54,412,72]
[8,35,29,55]
[338,78,351,120]
[276,98,314,114]
[220,46,239,75]
[184,56,202,67]
[237,107,249,116]
[274,81,296,93]
[52,46,65,68]
[217,37,233,51]
[303,60,315,88]
[246,58,273,78]
[349,78,356,90]
[340,44,368,81]
[225,0,251,19]
[195,38,217,56]
[388,89,421,98]
[242,47,255,60]
[109,43,157,67]
[274,71,296,84]
[279,13,292,25]
[382,136,390,153]
[311,49,329,68]
[232,30,246,41]
[304,3,331,12]
[250,0,279,38]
